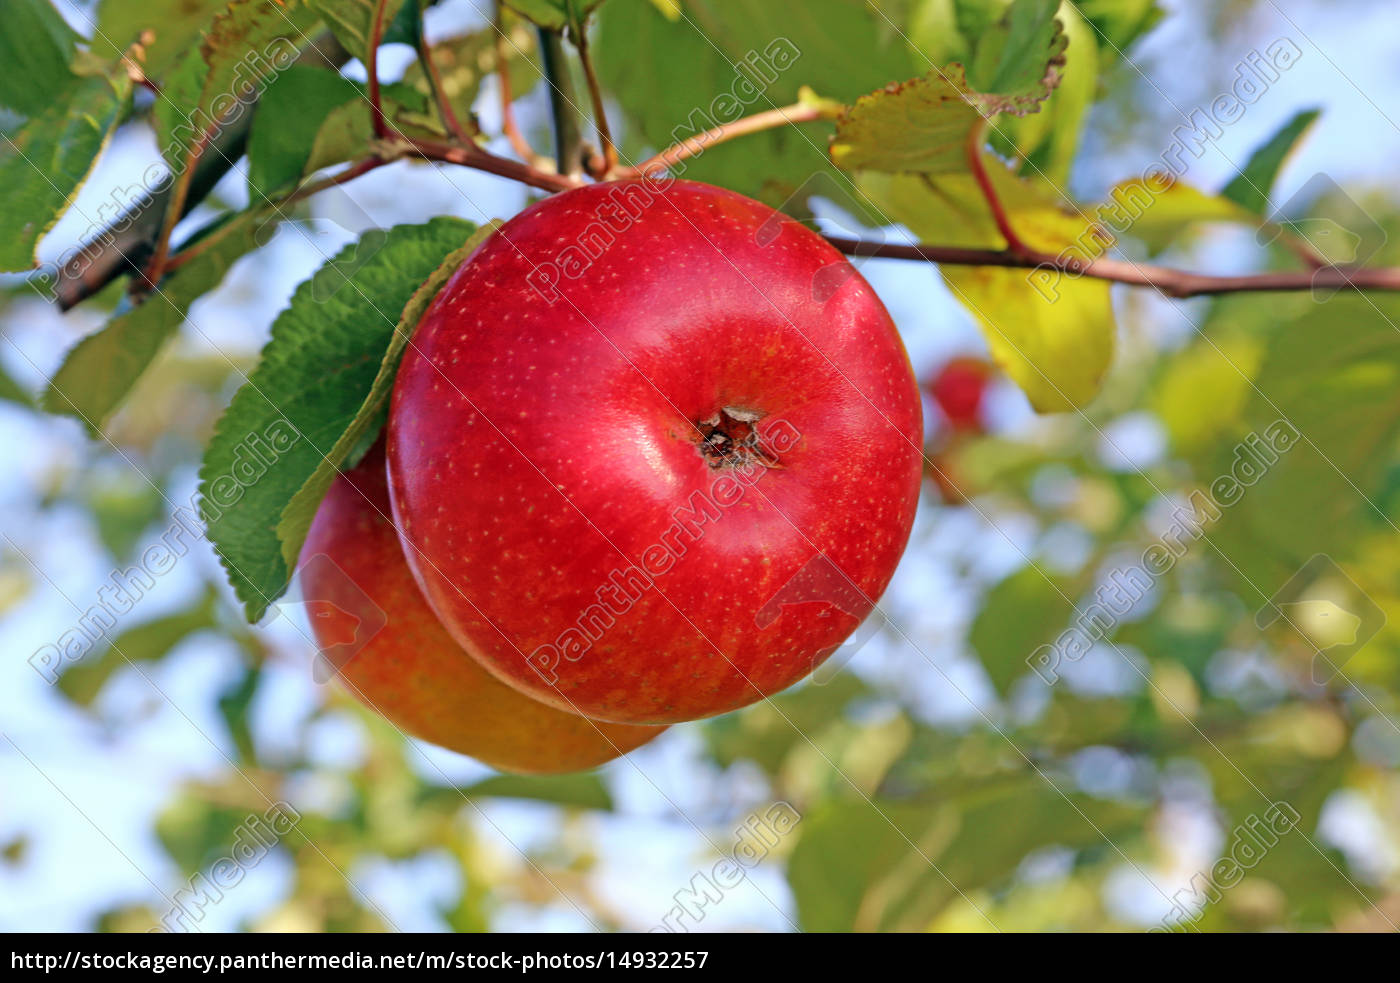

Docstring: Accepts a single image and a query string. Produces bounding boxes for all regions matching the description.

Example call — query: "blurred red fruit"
[929,357,991,431]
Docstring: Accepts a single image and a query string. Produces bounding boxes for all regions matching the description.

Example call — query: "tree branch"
[824,236,1400,298]
[571,22,615,178]
[52,30,352,311]
[367,0,393,140]
[406,138,580,193]
[494,1,539,164]
[615,101,831,180]
[413,2,472,142]
[537,27,583,178]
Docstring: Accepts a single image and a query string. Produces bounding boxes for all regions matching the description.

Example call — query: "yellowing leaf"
[831,69,986,175]
[946,266,1114,411]
[1105,174,1256,254]
[862,161,1115,411]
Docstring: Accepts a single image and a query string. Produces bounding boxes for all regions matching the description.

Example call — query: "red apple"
[929,356,991,431]
[299,440,664,773]
[387,178,922,724]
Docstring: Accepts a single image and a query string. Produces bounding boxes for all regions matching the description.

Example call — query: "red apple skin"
[300,440,664,773]
[387,178,922,724]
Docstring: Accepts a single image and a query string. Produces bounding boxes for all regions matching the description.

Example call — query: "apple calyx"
[694,406,781,470]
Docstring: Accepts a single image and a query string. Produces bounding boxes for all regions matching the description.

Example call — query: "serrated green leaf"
[200,217,479,621]
[154,0,322,173]
[831,70,985,175]
[994,1,1098,184]
[0,0,80,117]
[966,0,1065,98]
[1222,108,1321,216]
[0,72,131,272]
[831,2,1066,175]
[43,213,265,431]
[275,219,497,571]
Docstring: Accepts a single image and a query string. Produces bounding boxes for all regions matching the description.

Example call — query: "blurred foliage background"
[2,0,1400,932]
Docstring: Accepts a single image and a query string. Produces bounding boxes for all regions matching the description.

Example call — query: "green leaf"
[830,2,1067,175]
[965,0,1066,98]
[1152,335,1263,455]
[154,0,321,173]
[788,781,1144,931]
[307,0,407,62]
[1206,294,1400,593]
[247,65,364,198]
[1106,175,1257,255]
[452,772,613,810]
[398,23,543,124]
[596,0,919,221]
[993,1,1099,184]
[0,0,80,116]
[860,162,1116,410]
[1221,108,1322,216]
[275,220,498,571]
[93,0,227,81]
[57,587,220,707]
[0,73,131,272]
[200,217,479,621]
[1071,0,1164,62]
[302,82,433,177]
[43,213,265,431]
[969,564,1076,693]
[831,70,987,175]
[0,361,36,409]
[502,0,605,31]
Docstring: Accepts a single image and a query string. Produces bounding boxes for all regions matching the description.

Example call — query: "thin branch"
[163,157,389,274]
[572,23,615,178]
[414,8,473,142]
[537,27,583,178]
[367,0,393,140]
[617,101,830,180]
[407,137,581,193]
[824,236,1400,298]
[494,1,539,164]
